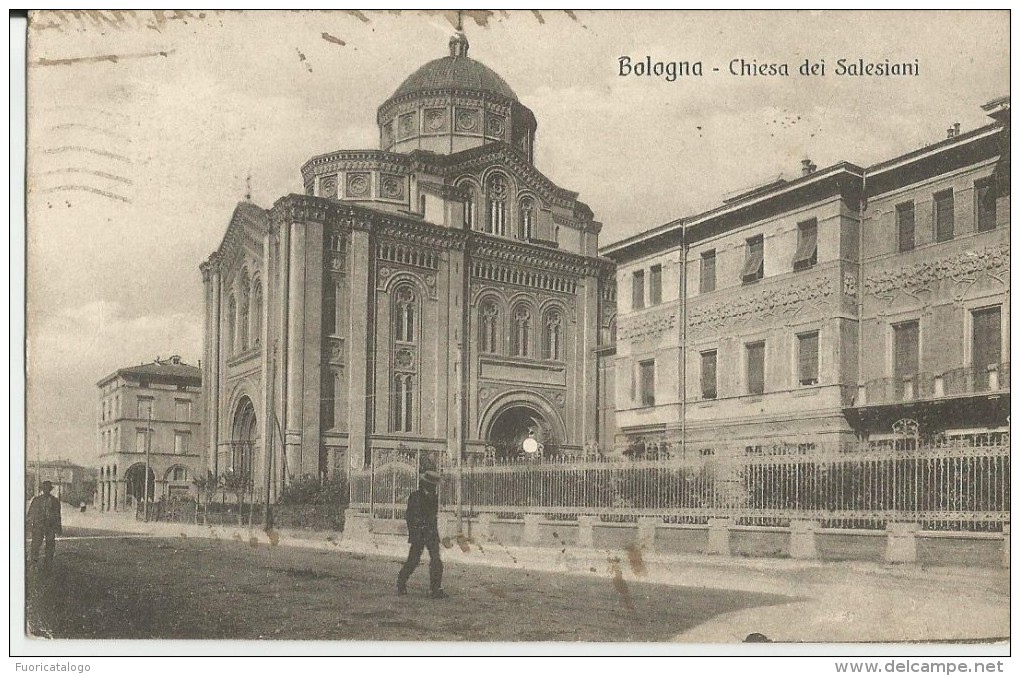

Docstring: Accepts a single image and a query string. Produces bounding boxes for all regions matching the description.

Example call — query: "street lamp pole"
[144,405,152,522]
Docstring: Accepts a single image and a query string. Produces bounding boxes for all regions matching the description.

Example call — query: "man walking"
[396,470,447,599]
[28,481,62,570]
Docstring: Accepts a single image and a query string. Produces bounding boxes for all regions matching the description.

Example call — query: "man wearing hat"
[396,469,447,598]
[27,480,63,570]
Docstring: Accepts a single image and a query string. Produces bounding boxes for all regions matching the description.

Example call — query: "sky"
[23,10,1009,466]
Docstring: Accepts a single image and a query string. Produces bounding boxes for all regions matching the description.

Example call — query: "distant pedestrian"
[27,481,62,570]
[79,501,86,514]
[396,470,447,599]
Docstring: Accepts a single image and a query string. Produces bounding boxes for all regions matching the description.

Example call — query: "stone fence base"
[345,512,1008,569]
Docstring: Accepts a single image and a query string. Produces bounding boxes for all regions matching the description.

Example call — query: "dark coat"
[405,487,439,544]
[27,493,62,534]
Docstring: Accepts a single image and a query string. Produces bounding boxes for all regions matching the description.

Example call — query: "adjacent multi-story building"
[603,98,1009,456]
[200,31,616,501]
[96,355,203,511]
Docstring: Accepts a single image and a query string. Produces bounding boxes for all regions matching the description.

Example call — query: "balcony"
[855,362,1009,407]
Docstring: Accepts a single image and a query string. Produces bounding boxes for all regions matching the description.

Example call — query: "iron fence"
[348,439,1009,531]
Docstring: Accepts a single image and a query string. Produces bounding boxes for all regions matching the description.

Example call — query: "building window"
[741,235,764,283]
[519,197,535,240]
[171,467,188,481]
[700,250,716,293]
[893,320,919,398]
[487,174,508,236]
[975,178,997,232]
[797,331,820,386]
[227,295,237,353]
[896,201,915,252]
[512,305,532,357]
[746,341,765,395]
[639,360,656,407]
[700,350,717,400]
[461,184,476,230]
[173,432,190,455]
[934,189,954,242]
[392,374,414,432]
[792,219,818,271]
[251,280,263,346]
[238,271,250,351]
[394,287,416,342]
[174,399,191,422]
[136,397,153,419]
[972,306,1001,390]
[649,265,662,305]
[419,193,427,217]
[543,309,562,361]
[480,301,499,354]
[136,429,148,453]
[632,270,645,310]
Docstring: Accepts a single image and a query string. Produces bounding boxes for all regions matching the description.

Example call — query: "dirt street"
[25,525,791,641]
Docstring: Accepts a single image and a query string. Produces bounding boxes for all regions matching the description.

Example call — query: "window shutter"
[700,251,716,293]
[893,322,919,380]
[701,351,717,399]
[649,265,662,305]
[632,270,645,309]
[976,179,997,232]
[935,190,954,242]
[746,342,765,395]
[792,220,818,269]
[897,202,915,252]
[741,237,764,281]
[972,307,1001,368]
[798,332,819,385]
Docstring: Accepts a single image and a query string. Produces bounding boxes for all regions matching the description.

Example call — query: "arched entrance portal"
[486,404,557,460]
[230,396,258,478]
[124,463,155,505]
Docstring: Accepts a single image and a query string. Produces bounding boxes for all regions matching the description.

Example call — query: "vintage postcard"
[16,8,1010,662]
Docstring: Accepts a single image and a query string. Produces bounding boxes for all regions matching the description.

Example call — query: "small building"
[96,355,203,511]
[25,459,96,505]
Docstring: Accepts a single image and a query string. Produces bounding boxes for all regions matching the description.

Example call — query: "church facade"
[200,33,616,500]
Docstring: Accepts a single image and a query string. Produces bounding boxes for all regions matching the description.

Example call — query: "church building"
[200,32,617,499]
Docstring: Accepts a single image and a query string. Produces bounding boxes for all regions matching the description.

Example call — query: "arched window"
[544,309,562,360]
[394,287,416,342]
[512,305,531,357]
[519,197,535,241]
[419,193,427,218]
[227,295,237,353]
[487,174,508,236]
[393,374,414,432]
[251,279,263,346]
[458,182,477,230]
[480,301,499,353]
[238,270,250,350]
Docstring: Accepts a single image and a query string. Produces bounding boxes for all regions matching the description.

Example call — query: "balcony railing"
[857,362,1009,406]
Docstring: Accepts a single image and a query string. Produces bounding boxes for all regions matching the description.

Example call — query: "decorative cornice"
[418,180,469,201]
[864,242,1009,302]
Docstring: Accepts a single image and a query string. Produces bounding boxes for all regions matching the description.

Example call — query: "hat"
[40,481,54,491]
[420,470,441,484]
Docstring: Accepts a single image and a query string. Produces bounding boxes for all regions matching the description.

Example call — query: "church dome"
[377,32,536,162]
[385,34,518,104]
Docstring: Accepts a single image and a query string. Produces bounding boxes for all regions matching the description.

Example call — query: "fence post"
[577,515,596,548]
[637,517,658,552]
[885,522,918,564]
[475,512,494,542]
[707,517,732,555]
[1002,524,1010,569]
[789,520,819,559]
[523,514,541,545]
